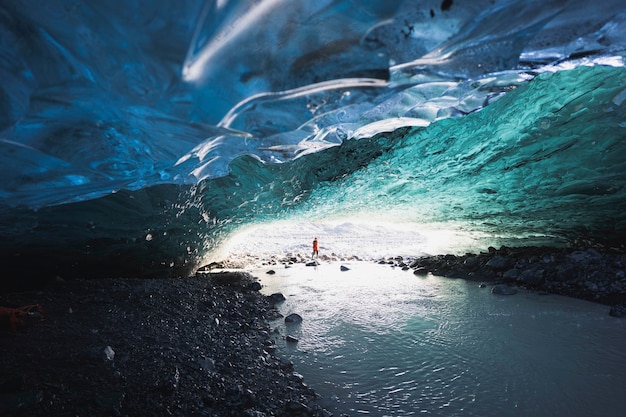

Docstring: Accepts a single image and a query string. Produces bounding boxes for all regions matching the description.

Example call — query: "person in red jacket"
[312,237,319,258]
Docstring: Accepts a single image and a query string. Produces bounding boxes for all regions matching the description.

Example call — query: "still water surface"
[255,262,626,417]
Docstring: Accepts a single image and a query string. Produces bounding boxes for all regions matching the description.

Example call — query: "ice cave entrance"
[216,218,504,266]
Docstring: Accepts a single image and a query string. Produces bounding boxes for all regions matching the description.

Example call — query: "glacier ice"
[0,0,625,282]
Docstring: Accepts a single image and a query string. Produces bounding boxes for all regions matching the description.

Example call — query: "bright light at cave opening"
[212,217,492,267]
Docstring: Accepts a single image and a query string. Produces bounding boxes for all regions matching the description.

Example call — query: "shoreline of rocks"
[1,272,327,417]
[379,245,626,310]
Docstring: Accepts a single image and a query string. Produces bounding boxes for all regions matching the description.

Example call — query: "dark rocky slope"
[1,272,326,417]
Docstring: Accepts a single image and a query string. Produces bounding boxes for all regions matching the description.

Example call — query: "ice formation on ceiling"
[0,0,625,281]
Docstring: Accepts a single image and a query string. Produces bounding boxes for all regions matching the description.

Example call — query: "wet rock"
[463,256,480,270]
[487,256,510,271]
[286,335,299,343]
[263,341,277,354]
[491,284,518,295]
[285,313,303,323]
[413,267,428,276]
[502,269,519,280]
[340,265,350,271]
[268,293,286,304]
[266,270,276,275]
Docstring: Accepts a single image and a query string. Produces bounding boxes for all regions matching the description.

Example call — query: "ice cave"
[1,0,626,284]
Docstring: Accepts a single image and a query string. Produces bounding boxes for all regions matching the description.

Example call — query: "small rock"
[285,335,299,343]
[413,267,428,276]
[198,357,216,372]
[103,346,115,361]
[266,270,276,275]
[263,343,277,354]
[268,293,286,304]
[285,313,303,323]
[491,284,518,295]
[340,265,350,271]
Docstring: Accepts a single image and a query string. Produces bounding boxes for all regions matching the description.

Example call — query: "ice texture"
[0,0,625,280]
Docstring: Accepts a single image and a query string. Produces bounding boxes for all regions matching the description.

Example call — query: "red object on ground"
[0,304,46,330]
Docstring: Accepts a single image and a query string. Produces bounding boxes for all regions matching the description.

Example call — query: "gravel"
[1,272,327,417]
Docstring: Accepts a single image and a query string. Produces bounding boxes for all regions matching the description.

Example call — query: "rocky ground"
[0,272,327,417]
[2,243,625,417]
[379,244,626,315]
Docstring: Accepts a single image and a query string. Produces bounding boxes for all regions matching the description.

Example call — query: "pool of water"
[255,261,626,417]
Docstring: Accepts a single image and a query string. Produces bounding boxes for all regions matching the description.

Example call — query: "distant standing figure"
[312,237,319,258]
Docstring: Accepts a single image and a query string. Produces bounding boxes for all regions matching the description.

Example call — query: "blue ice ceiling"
[1,0,625,282]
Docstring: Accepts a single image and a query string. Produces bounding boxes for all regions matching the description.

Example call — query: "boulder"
[463,256,480,270]
[486,256,510,271]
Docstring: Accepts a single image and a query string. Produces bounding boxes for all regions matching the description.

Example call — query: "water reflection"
[256,262,626,417]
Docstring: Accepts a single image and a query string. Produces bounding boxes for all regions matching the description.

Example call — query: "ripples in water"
[257,262,626,417]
